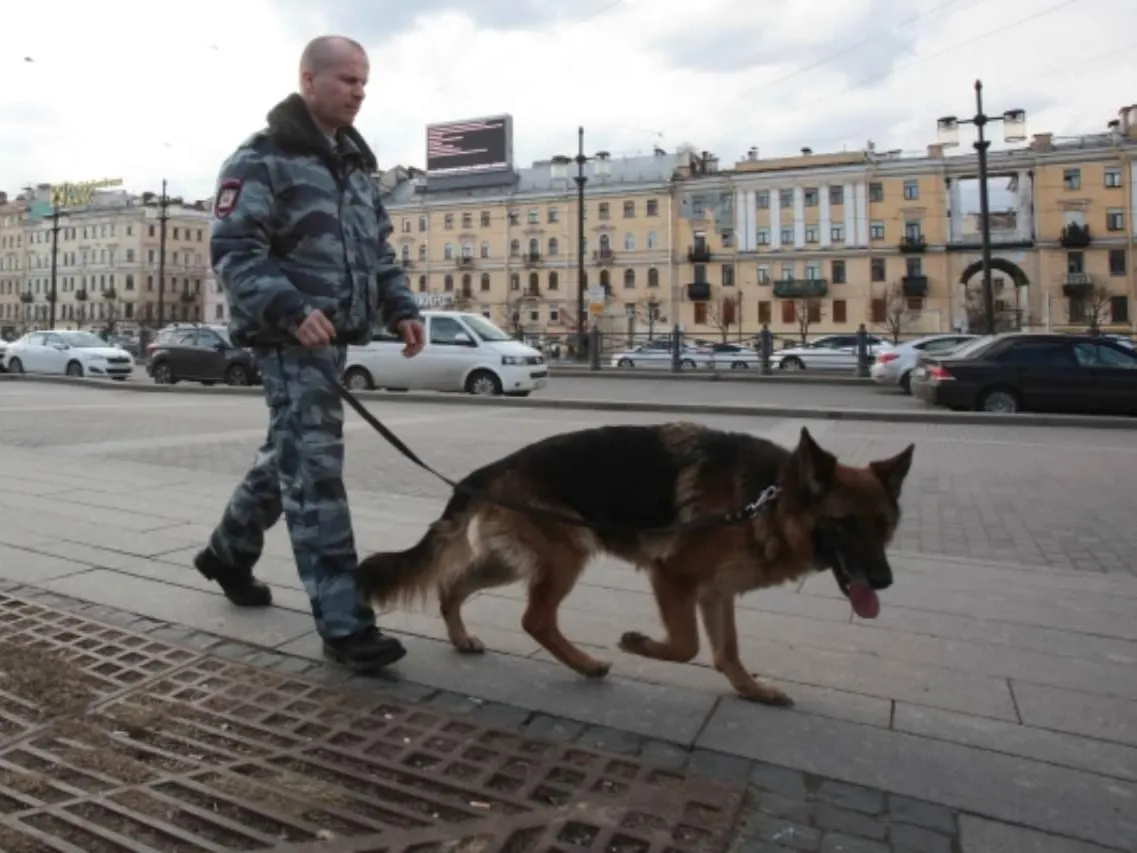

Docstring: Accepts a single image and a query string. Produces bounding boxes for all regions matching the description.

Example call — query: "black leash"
[311,359,781,534]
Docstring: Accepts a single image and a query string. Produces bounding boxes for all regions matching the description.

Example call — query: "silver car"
[772,333,893,372]
[610,339,706,369]
[870,333,977,393]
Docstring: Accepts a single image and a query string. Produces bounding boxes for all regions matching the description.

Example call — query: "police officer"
[193,35,426,674]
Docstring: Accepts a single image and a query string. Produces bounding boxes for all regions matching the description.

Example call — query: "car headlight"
[502,355,525,365]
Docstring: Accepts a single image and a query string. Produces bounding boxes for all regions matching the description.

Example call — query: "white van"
[343,310,548,396]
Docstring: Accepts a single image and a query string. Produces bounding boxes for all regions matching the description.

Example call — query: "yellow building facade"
[672,104,1137,341]
[380,103,1136,345]
[0,185,215,334]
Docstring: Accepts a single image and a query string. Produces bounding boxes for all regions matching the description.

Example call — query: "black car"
[910,332,1137,415]
[146,324,259,386]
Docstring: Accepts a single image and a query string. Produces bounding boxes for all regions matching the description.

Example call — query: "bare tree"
[963,283,1020,333]
[873,281,918,344]
[792,298,823,344]
[704,295,737,343]
[1074,283,1114,331]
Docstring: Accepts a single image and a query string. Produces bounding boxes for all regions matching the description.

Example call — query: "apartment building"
[0,184,215,334]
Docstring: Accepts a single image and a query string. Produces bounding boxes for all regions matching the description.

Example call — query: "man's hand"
[397,318,426,357]
[297,309,336,347]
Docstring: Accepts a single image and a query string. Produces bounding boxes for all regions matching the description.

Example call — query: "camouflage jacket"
[210,93,420,347]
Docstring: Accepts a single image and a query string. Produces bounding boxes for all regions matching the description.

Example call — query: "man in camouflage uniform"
[194,35,425,673]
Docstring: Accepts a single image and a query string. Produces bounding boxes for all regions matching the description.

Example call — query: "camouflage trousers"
[206,344,376,639]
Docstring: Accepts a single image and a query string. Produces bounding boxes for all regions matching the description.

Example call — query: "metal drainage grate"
[0,592,745,852]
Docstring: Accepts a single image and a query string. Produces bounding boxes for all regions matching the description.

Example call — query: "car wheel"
[466,369,502,396]
[899,371,913,395]
[617,358,634,368]
[979,387,1020,414]
[780,357,805,371]
[344,366,373,391]
[151,361,174,384]
[7,357,23,373]
[680,358,696,369]
[730,361,748,369]
[66,360,84,377]
[225,364,250,386]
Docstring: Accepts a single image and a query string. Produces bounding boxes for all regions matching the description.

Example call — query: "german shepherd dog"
[357,423,914,706]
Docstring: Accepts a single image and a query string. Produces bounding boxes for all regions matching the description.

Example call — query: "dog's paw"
[738,684,794,707]
[452,636,486,654]
[582,659,611,679]
[618,631,651,654]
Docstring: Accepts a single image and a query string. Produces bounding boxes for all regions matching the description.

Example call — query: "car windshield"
[59,332,109,348]
[461,314,513,342]
[209,327,232,345]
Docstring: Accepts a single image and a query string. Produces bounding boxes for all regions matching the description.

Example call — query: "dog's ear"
[792,426,837,499]
[870,443,915,503]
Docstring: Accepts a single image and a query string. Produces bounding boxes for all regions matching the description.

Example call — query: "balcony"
[1059,223,1091,249]
[1062,272,1093,297]
[688,243,712,263]
[899,235,926,253]
[455,256,475,269]
[773,278,828,299]
[901,275,928,297]
[686,281,711,301]
[400,258,416,269]
[522,252,542,268]
[593,249,617,266]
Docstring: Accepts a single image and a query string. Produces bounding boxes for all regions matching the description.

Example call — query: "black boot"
[323,625,406,672]
[194,548,273,607]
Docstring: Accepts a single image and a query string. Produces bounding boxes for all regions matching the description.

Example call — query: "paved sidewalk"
[1,385,1135,850]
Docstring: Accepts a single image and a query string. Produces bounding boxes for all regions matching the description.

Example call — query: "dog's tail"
[356,497,476,612]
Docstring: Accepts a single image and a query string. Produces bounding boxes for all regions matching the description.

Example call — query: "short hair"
[300,35,366,75]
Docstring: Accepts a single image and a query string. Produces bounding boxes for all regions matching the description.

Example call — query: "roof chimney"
[800,146,812,156]
[926,143,944,158]
[1030,132,1053,152]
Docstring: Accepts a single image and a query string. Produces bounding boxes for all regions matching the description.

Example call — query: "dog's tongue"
[848,581,880,619]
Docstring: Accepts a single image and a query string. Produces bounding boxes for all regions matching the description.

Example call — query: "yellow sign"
[588,303,604,315]
[49,178,124,208]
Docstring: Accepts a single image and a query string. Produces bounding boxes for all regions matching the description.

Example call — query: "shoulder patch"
[214,179,242,218]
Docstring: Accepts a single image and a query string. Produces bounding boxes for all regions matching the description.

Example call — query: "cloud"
[0,0,1134,202]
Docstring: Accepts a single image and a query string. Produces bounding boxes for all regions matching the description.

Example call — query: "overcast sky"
[1,0,1133,205]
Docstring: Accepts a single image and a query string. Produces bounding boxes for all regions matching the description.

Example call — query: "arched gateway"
[956,258,1031,332]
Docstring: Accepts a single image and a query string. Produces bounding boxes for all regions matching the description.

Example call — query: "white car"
[772,333,893,372]
[344,310,548,396]
[870,333,978,394]
[610,339,706,369]
[3,330,134,379]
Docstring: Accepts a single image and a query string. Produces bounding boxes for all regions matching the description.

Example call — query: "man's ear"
[870,443,915,503]
[791,426,837,499]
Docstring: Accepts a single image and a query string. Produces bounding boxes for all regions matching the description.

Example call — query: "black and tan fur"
[357,423,914,706]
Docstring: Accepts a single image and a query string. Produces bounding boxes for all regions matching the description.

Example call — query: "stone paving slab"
[2,384,1137,851]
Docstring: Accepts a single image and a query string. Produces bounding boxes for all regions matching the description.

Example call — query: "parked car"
[2,330,134,379]
[146,324,259,386]
[610,339,705,369]
[0,339,8,373]
[343,310,547,396]
[771,333,893,372]
[870,333,978,394]
[695,342,761,370]
[910,332,1137,415]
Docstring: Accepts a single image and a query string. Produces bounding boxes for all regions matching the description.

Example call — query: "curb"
[4,372,1136,430]
[548,367,873,386]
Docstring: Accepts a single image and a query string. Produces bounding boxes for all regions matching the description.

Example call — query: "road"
[1,383,1135,851]
[118,366,914,411]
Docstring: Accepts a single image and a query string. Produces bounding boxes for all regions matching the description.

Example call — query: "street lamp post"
[551,129,610,362]
[156,179,170,328]
[48,202,62,329]
[937,80,1027,335]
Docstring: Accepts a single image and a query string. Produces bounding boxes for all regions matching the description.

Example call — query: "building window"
[648,268,659,288]
[832,300,847,323]
[1109,249,1127,276]
[756,191,770,209]
[1105,168,1123,189]
[623,268,635,289]
[1111,296,1130,324]
[871,258,886,282]
[722,263,735,286]
[444,214,454,229]
[549,271,559,290]
[598,202,610,220]
[831,224,845,242]
[829,186,844,206]
[870,298,886,323]
[694,302,707,324]
[870,221,885,240]
[781,300,795,324]
[831,260,846,284]
[780,228,793,244]
[623,201,635,218]
[869,183,883,202]
[757,228,770,246]
[1063,169,1081,190]
[805,226,819,243]
[779,189,793,208]
[1107,209,1125,231]
[548,207,559,224]
[461,213,472,229]
[903,180,919,201]
[480,273,490,292]
[646,199,659,216]
[758,300,771,324]
[804,188,818,207]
